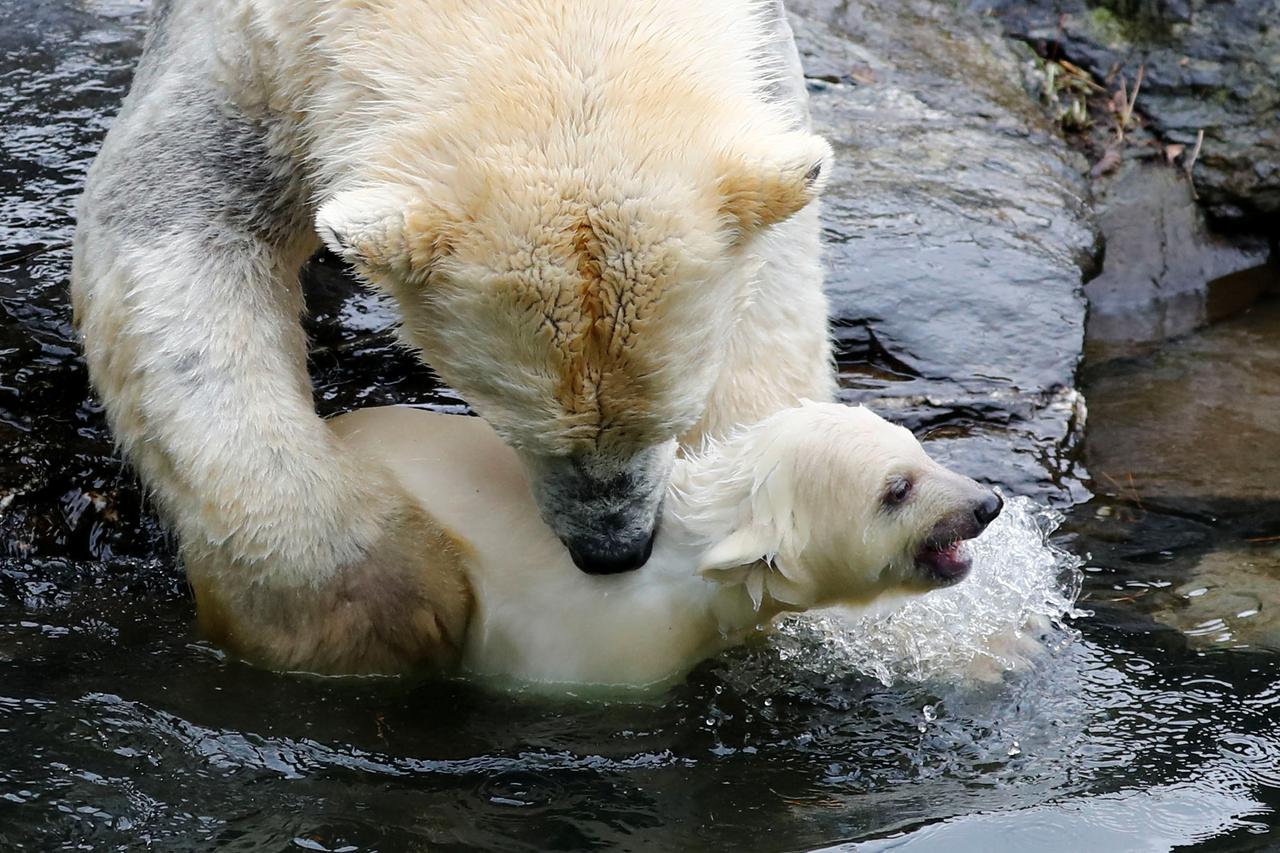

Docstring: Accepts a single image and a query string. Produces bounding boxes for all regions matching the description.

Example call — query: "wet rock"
[1081,295,1280,521]
[1085,161,1275,357]
[789,0,1100,501]
[973,0,1280,227]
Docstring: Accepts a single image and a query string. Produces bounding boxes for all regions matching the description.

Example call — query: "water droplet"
[922,704,937,722]
[780,497,1082,685]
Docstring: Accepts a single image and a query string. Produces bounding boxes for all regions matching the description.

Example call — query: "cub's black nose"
[974,491,1004,529]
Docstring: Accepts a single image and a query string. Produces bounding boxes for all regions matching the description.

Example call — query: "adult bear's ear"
[717,132,833,240]
[315,186,453,273]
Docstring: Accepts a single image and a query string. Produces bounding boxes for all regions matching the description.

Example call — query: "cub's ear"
[699,523,810,610]
[698,461,814,609]
[717,132,833,239]
[699,526,779,578]
[315,186,452,272]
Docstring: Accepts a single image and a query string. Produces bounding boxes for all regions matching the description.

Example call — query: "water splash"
[788,496,1085,686]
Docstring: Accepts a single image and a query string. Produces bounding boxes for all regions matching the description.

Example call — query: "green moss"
[1084,1,1173,43]
[1085,6,1135,44]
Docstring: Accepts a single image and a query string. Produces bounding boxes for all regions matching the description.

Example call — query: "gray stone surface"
[974,0,1280,226]
[1085,162,1274,354]
[790,0,1100,500]
[1082,296,1280,511]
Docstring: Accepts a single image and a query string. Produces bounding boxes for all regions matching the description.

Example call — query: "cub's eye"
[884,477,913,507]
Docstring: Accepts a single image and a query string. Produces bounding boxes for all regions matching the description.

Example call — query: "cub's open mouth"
[916,539,972,585]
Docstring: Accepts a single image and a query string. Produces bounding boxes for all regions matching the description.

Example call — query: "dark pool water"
[2,1,1278,850]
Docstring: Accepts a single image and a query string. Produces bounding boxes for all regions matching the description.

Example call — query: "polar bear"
[71,0,834,668]
[196,402,1003,683]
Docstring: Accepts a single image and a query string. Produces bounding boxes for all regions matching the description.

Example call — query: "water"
[2,492,1276,849]
[2,1,1279,850]
[809,497,1084,686]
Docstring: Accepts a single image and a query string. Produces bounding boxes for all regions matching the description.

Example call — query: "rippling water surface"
[1,1,1277,850]
[2,495,1277,850]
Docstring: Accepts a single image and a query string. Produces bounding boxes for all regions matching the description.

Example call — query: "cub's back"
[330,406,728,689]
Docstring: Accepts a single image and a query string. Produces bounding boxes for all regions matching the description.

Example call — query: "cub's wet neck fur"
[667,421,821,634]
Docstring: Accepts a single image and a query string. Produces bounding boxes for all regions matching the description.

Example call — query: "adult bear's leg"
[687,1,836,445]
[71,40,471,674]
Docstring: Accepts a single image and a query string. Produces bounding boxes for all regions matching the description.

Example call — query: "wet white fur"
[72,0,833,644]
[334,402,979,690]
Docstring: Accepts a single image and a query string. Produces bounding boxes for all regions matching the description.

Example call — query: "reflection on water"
[1080,296,1280,656]
[1083,298,1280,510]
[0,0,1278,849]
[1152,546,1280,652]
[3,486,1279,849]
[843,768,1271,852]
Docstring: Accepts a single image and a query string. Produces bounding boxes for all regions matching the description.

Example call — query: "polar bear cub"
[327,402,1002,689]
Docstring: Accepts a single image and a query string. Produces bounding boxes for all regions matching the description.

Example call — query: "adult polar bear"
[72,0,835,672]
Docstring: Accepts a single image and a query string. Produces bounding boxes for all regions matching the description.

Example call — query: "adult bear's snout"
[521,442,675,575]
[566,526,657,575]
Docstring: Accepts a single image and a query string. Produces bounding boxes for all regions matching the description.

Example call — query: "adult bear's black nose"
[974,490,1004,529]
[567,529,656,575]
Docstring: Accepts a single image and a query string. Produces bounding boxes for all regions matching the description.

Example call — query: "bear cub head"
[686,402,1003,609]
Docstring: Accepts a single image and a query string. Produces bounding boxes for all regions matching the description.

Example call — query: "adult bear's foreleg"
[71,64,471,674]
